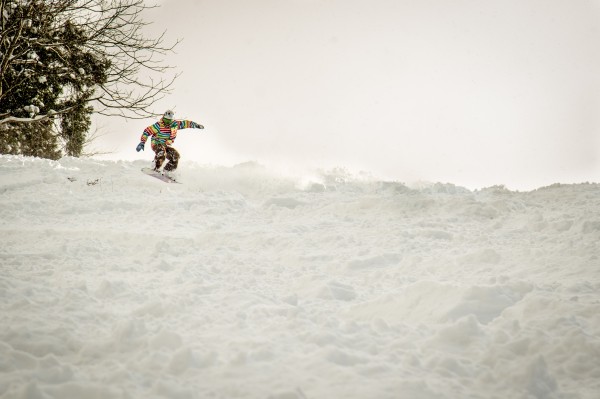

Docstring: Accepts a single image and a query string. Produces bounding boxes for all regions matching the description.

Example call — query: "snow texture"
[1,155,599,399]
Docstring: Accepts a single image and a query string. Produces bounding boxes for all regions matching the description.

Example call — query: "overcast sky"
[95,0,600,190]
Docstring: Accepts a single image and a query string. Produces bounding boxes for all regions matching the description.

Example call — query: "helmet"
[163,110,174,121]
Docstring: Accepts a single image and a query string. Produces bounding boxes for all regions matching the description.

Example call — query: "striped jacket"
[140,119,198,148]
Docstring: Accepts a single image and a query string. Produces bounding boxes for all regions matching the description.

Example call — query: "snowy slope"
[1,155,599,399]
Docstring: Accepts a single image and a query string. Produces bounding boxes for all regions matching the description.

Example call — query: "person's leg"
[164,147,180,171]
[153,144,167,171]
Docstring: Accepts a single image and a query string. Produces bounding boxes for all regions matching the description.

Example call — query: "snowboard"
[141,167,180,184]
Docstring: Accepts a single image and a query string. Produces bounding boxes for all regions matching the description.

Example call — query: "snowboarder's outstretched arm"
[175,120,204,130]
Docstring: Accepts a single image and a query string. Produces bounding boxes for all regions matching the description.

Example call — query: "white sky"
[94,0,600,190]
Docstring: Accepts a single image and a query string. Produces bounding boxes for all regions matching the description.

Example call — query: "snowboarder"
[135,110,204,172]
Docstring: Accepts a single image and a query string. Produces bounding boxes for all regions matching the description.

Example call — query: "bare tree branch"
[0,105,76,125]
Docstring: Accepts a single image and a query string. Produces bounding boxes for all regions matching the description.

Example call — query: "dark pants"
[153,144,180,171]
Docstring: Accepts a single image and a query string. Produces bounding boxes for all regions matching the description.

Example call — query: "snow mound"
[1,155,599,399]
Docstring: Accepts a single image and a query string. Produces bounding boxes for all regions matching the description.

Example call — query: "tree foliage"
[0,0,178,158]
[0,120,61,159]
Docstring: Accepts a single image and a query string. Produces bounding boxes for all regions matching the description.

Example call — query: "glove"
[191,122,204,129]
[136,142,145,152]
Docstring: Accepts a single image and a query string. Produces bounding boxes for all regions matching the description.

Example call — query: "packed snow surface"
[1,155,599,399]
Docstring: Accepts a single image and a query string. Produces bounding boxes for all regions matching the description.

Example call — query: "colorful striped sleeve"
[176,120,196,129]
[141,123,160,142]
